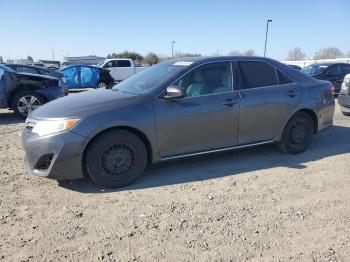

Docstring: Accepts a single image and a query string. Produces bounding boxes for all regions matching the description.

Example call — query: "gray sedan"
[21,56,335,188]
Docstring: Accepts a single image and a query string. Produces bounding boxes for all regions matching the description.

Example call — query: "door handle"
[287,90,297,97]
[222,99,237,107]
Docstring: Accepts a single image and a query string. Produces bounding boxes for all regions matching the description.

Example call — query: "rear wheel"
[12,91,45,118]
[342,112,350,116]
[278,112,314,154]
[85,130,148,188]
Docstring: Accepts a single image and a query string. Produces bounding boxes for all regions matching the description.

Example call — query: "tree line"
[286,47,350,61]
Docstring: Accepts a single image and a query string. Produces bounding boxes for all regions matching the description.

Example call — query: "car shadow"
[58,125,350,193]
[0,111,24,125]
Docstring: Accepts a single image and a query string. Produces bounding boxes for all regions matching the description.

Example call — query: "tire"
[97,81,107,89]
[11,91,46,118]
[342,112,350,116]
[85,130,148,188]
[278,112,314,154]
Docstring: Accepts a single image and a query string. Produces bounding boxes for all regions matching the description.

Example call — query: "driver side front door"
[154,61,240,158]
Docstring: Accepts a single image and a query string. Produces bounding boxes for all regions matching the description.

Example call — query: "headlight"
[32,119,79,136]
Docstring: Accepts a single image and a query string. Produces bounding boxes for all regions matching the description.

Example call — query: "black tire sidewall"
[280,112,313,154]
[12,91,46,118]
[86,130,147,188]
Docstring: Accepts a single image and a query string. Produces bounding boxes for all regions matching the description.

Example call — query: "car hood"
[30,89,139,119]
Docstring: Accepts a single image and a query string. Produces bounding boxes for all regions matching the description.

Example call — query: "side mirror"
[325,71,333,76]
[163,86,186,99]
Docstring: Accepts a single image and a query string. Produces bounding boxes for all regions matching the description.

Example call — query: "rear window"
[238,61,278,89]
[117,60,131,67]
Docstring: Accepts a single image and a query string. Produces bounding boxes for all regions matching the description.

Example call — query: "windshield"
[112,60,191,94]
[301,64,328,76]
[0,64,16,73]
[96,60,105,67]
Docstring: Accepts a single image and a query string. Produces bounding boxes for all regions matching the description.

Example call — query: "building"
[62,55,105,66]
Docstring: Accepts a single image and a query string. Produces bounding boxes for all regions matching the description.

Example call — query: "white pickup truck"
[96,59,147,82]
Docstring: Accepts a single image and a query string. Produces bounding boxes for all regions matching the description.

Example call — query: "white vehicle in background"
[96,58,147,82]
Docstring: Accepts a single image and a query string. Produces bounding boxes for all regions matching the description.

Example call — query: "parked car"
[7,64,68,95]
[96,58,147,82]
[338,74,350,116]
[288,64,302,70]
[0,64,64,117]
[21,56,335,188]
[60,65,114,91]
[301,63,350,94]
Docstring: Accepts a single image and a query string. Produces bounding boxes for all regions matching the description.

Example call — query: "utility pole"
[264,19,272,57]
[171,41,175,58]
[52,47,55,61]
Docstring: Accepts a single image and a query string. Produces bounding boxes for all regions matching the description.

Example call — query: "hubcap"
[290,122,307,144]
[101,144,134,176]
[97,82,107,88]
[17,95,41,116]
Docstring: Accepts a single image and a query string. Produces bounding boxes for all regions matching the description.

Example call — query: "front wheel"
[12,91,45,118]
[278,112,314,154]
[85,130,148,188]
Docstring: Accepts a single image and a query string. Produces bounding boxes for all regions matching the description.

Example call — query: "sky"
[1,0,349,61]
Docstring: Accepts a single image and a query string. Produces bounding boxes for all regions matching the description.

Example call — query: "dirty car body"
[21,56,335,187]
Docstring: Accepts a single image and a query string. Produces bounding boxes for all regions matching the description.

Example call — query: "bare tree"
[243,49,256,56]
[27,55,34,62]
[175,52,201,58]
[228,50,256,56]
[228,50,242,56]
[0,56,3,63]
[315,48,344,59]
[143,52,159,65]
[286,47,305,61]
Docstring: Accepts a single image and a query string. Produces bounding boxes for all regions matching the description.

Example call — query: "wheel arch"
[7,87,46,109]
[82,126,153,177]
[281,108,318,137]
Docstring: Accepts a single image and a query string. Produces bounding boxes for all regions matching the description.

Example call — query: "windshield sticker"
[173,61,193,66]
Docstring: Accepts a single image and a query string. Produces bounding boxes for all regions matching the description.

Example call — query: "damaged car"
[0,64,65,117]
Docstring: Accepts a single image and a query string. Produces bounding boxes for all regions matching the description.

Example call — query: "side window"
[277,70,293,85]
[340,64,350,74]
[238,61,278,89]
[174,62,232,97]
[117,60,131,67]
[63,67,80,88]
[327,65,341,75]
[104,61,117,68]
[39,69,49,75]
[18,66,38,74]
[81,67,98,87]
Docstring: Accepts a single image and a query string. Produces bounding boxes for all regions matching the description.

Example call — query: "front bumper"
[21,128,86,180]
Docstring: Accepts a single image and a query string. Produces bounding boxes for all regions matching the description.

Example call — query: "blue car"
[0,64,65,118]
[60,65,114,91]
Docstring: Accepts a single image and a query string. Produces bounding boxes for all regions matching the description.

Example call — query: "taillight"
[330,84,335,94]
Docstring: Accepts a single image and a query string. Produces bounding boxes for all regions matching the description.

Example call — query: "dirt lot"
[0,103,349,262]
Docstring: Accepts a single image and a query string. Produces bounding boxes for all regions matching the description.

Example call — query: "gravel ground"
[0,103,349,262]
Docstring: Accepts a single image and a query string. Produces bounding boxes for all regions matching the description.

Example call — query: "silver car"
[21,56,335,188]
